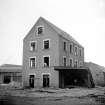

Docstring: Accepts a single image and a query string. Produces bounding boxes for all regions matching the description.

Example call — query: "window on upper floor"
[70,43,73,54]
[43,56,50,67]
[79,48,82,57]
[43,39,50,49]
[74,46,78,56]
[30,41,37,51]
[74,60,78,68]
[69,58,73,67]
[37,26,44,35]
[63,56,66,66]
[63,42,66,51]
[29,57,36,69]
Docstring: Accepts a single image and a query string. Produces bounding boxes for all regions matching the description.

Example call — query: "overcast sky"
[0,0,105,67]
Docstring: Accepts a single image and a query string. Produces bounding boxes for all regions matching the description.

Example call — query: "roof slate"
[84,62,105,73]
[0,64,22,72]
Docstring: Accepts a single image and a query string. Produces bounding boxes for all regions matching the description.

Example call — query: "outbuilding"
[84,62,105,87]
[0,64,22,84]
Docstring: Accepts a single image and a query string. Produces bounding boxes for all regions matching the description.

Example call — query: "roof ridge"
[41,17,82,47]
[0,64,22,67]
[85,62,105,71]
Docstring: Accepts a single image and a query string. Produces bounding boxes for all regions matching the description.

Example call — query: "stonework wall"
[22,18,60,87]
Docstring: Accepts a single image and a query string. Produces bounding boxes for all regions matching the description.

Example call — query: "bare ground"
[0,86,105,105]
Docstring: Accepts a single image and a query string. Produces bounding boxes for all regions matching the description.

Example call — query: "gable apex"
[38,17,83,47]
[23,16,83,47]
[23,16,43,41]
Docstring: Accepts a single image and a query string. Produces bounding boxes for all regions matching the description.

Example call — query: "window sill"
[42,48,50,50]
[29,50,37,52]
[64,50,67,52]
[42,66,50,68]
[29,67,36,69]
[36,33,44,36]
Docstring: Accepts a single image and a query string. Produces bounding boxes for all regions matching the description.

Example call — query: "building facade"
[22,17,93,88]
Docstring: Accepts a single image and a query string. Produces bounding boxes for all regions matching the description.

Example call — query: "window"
[63,42,66,51]
[79,61,83,67]
[43,39,50,49]
[74,60,78,68]
[3,75,11,84]
[43,56,50,67]
[79,48,82,57]
[30,41,37,51]
[29,57,36,68]
[63,56,66,66]
[70,58,73,67]
[37,26,43,35]
[70,43,73,54]
[74,46,78,56]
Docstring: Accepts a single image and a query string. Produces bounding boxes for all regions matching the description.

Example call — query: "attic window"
[37,26,43,35]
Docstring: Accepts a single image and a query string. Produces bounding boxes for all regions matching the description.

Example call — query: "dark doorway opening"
[29,75,35,88]
[3,75,11,84]
[59,69,94,88]
[64,70,87,87]
[43,74,50,87]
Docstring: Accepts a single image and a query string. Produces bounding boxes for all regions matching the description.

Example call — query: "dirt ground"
[0,86,105,105]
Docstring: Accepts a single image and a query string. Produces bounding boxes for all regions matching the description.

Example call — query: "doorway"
[29,75,35,88]
[59,69,93,88]
[43,74,50,87]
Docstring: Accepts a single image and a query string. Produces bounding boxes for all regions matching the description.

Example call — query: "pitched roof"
[40,17,82,47]
[84,62,105,73]
[0,64,22,72]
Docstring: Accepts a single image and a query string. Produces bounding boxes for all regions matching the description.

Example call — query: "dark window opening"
[30,42,36,51]
[80,49,82,57]
[44,40,49,49]
[44,57,49,67]
[74,61,78,68]
[64,42,66,51]
[38,27,43,34]
[70,44,73,54]
[63,57,66,66]
[70,59,72,67]
[75,46,78,56]
[3,76,11,84]
[30,58,36,68]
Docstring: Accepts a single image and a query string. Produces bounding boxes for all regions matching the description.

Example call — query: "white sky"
[0,0,105,67]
